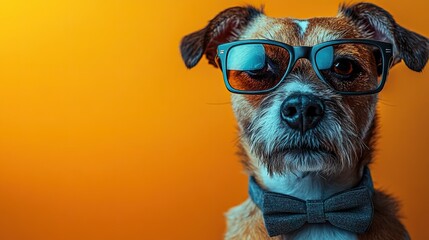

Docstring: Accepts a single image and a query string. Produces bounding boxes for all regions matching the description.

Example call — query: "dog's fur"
[180,3,428,239]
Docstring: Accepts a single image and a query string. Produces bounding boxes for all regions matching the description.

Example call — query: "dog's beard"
[244,95,364,176]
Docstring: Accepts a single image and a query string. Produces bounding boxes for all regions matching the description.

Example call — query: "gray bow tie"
[249,167,374,237]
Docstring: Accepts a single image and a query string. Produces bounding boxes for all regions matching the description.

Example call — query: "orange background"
[0,0,428,239]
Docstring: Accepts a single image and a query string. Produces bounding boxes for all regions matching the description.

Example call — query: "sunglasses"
[216,39,394,95]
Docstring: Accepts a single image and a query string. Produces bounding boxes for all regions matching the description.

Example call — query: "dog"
[180,3,428,239]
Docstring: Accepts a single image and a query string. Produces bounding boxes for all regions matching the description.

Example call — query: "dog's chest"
[284,225,357,240]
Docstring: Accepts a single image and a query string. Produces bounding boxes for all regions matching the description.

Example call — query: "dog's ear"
[339,2,429,72]
[180,6,263,69]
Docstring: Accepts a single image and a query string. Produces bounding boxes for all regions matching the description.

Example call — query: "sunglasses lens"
[226,43,290,92]
[315,43,385,93]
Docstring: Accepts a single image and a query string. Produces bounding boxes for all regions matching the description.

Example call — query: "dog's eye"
[245,64,268,76]
[244,59,276,79]
[332,59,356,76]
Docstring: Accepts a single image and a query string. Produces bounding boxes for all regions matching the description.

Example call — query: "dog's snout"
[280,94,324,133]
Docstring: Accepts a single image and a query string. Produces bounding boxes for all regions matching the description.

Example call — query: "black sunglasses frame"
[216,39,394,95]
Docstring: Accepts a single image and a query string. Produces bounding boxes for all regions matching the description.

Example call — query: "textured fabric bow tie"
[249,167,374,237]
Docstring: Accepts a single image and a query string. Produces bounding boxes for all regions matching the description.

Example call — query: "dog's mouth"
[283,146,333,155]
[281,147,336,163]
[264,144,339,174]
[273,143,335,156]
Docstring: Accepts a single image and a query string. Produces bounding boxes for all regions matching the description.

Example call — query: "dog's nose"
[280,94,324,133]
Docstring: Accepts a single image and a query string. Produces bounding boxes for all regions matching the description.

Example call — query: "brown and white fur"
[180,3,428,239]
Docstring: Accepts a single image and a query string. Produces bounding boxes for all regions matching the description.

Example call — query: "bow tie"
[248,167,374,237]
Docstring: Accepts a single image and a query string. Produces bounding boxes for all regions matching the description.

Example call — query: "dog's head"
[180,3,428,177]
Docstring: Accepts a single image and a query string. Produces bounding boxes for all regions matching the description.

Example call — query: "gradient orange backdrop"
[0,0,428,239]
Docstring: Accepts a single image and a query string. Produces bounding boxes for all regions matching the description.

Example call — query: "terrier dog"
[180,3,428,239]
